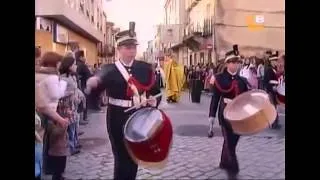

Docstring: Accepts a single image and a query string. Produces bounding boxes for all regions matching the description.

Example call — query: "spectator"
[75,50,92,121]
[35,46,41,69]
[35,111,43,180]
[59,56,83,156]
[240,57,251,79]
[256,58,265,89]
[35,52,69,178]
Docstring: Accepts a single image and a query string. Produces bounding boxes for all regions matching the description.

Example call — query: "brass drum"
[223,90,277,135]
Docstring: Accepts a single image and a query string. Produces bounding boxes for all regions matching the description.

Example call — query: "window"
[97,8,100,29]
[90,0,94,23]
[206,4,211,19]
[80,0,85,13]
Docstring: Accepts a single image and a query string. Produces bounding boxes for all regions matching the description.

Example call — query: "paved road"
[64,91,285,180]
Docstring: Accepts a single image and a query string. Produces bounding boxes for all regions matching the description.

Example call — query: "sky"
[103,0,165,56]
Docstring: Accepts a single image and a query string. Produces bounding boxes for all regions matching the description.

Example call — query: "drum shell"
[276,93,285,105]
[124,110,173,163]
[223,90,277,135]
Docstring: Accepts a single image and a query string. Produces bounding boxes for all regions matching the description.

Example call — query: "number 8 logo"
[255,15,264,24]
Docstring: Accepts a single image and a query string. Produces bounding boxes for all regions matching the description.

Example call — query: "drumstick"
[124,93,163,113]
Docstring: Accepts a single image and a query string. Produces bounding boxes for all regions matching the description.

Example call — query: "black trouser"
[268,90,279,126]
[190,79,201,103]
[258,78,264,90]
[106,105,138,180]
[83,94,88,121]
[218,102,240,174]
[220,121,240,173]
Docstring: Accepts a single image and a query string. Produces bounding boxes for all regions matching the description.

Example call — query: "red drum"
[276,82,285,105]
[124,107,173,169]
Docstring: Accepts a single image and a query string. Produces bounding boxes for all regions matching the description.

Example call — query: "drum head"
[124,107,163,143]
[224,90,270,121]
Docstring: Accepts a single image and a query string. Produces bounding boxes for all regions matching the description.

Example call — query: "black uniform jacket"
[96,60,161,108]
[209,69,249,125]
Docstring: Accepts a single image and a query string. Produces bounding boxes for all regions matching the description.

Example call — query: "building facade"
[104,21,117,64]
[184,0,215,66]
[35,0,105,65]
[163,0,186,65]
[144,40,155,63]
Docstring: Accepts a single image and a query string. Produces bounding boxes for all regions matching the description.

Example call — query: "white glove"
[209,116,215,129]
[272,86,277,92]
[209,75,215,85]
[85,76,100,94]
[208,117,215,123]
[147,95,157,107]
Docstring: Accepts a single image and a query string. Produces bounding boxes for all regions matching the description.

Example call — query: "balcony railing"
[184,16,213,37]
[202,16,213,37]
[186,0,201,12]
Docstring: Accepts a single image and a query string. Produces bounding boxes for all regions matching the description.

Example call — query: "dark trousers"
[268,91,279,126]
[190,79,201,103]
[107,106,138,180]
[258,78,264,90]
[220,122,240,174]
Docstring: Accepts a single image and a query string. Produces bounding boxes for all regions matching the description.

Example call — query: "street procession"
[35,0,284,179]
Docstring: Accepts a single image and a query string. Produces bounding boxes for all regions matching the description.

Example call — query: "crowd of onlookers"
[184,53,285,93]
[35,47,106,180]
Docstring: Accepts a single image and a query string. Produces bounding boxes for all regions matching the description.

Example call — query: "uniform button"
[129,74,132,76]
[128,68,131,72]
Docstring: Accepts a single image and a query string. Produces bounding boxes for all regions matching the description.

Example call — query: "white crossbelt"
[108,97,132,108]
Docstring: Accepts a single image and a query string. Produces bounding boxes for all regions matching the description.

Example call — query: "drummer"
[208,44,249,179]
[264,51,281,129]
[85,22,161,180]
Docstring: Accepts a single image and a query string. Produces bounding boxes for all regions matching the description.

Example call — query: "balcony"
[187,0,200,13]
[105,44,115,57]
[202,17,213,37]
[35,0,104,42]
[183,18,213,51]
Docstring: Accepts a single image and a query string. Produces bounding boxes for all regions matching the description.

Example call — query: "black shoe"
[80,121,88,126]
[76,144,82,149]
[71,149,81,156]
[227,172,238,180]
[219,163,228,169]
[208,131,214,138]
[78,132,84,136]
[271,123,282,129]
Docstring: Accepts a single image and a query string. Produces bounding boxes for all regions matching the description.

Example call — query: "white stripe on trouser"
[209,117,215,132]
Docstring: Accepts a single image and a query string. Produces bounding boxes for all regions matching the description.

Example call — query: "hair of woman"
[40,52,63,68]
[59,56,76,76]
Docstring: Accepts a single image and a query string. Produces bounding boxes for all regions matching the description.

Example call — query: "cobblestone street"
[64,91,285,180]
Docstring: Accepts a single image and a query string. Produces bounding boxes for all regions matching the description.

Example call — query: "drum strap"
[214,80,239,96]
[115,61,155,108]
